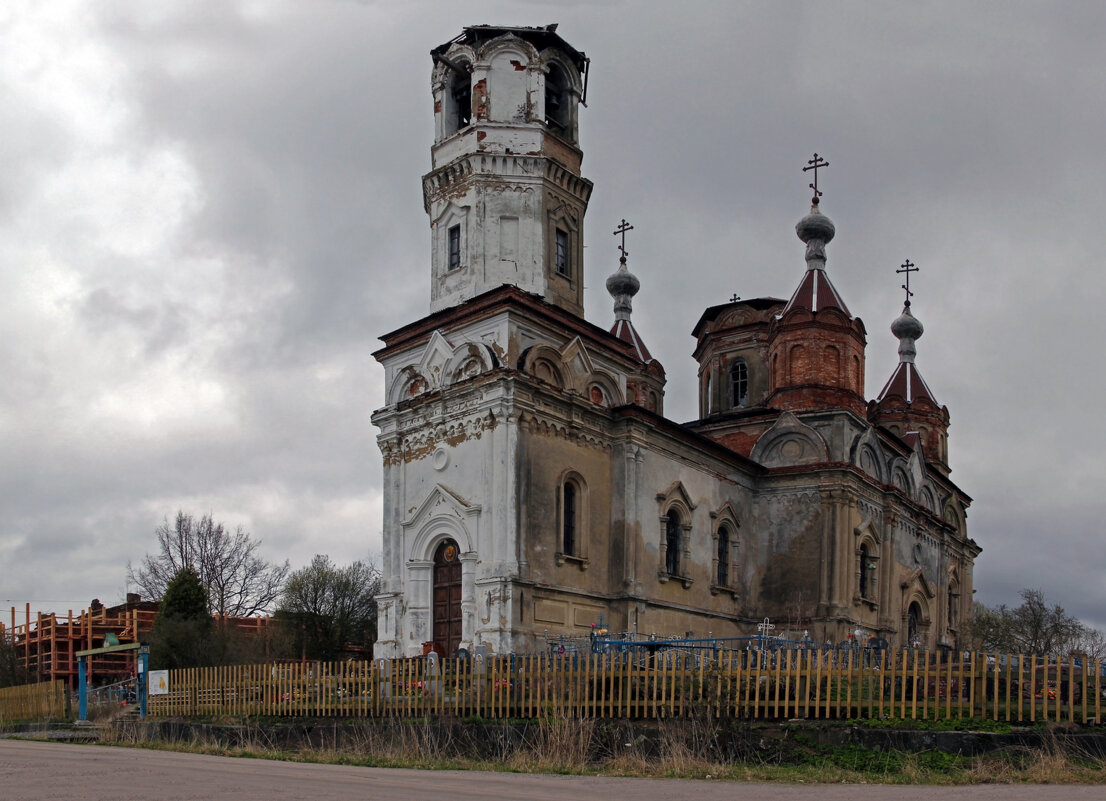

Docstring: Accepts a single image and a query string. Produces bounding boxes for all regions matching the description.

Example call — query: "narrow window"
[555,228,569,276]
[859,544,871,599]
[451,71,471,131]
[665,510,681,576]
[717,526,730,587]
[908,603,921,646]
[730,359,749,408]
[562,482,576,556]
[545,64,568,133]
[448,225,461,271]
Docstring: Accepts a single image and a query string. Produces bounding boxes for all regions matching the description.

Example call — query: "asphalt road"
[2,740,1104,801]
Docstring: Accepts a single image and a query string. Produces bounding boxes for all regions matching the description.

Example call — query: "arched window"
[947,581,959,630]
[716,526,731,587]
[730,360,749,408]
[665,510,681,577]
[907,602,921,646]
[704,372,713,415]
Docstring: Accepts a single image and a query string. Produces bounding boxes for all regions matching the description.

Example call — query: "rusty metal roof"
[877,361,937,405]
[781,267,852,317]
[432,25,587,71]
[610,318,653,364]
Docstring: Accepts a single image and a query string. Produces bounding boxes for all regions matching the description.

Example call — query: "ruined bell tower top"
[422,25,594,317]
[428,25,589,164]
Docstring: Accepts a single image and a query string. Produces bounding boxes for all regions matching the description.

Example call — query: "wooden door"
[432,539,462,656]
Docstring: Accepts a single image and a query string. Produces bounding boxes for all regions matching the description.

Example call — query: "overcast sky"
[2,1,1104,634]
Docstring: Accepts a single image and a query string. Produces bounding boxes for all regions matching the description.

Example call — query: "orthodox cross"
[613,218,634,259]
[803,153,829,203]
[730,294,741,303]
[897,259,918,305]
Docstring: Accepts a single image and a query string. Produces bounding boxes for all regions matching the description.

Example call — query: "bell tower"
[424,25,592,317]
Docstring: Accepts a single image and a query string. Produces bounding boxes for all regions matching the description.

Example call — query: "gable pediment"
[750,412,830,467]
[402,483,481,531]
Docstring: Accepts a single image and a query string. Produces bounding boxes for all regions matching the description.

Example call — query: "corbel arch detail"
[388,365,433,406]
[889,458,913,495]
[519,344,567,388]
[584,370,623,407]
[443,342,499,386]
[851,427,889,484]
[918,483,939,515]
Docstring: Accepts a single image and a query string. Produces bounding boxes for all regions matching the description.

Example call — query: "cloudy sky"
[2,2,1103,633]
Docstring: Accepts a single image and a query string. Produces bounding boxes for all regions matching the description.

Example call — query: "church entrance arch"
[432,539,462,656]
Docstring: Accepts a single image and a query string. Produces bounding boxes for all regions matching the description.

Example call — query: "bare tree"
[128,511,290,617]
[970,588,1097,656]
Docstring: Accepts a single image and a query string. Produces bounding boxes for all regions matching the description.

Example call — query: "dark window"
[859,544,871,599]
[665,510,681,576]
[448,225,461,270]
[451,71,471,131]
[562,482,576,556]
[545,65,568,133]
[908,603,921,646]
[730,360,749,408]
[555,228,569,276]
[717,527,730,587]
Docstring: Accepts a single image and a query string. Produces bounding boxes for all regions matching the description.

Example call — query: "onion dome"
[781,202,851,316]
[877,304,936,404]
[607,254,652,363]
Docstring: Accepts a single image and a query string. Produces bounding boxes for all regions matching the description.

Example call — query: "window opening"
[545,65,568,133]
[448,225,461,271]
[451,71,471,131]
[555,228,569,276]
[665,510,681,576]
[859,544,872,599]
[907,603,921,646]
[717,526,730,587]
[730,360,749,408]
[562,482,576,556]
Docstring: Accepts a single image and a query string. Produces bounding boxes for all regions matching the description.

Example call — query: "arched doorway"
[433,539,462,656]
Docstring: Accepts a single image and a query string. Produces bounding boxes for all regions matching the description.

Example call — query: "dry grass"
[97,716,1106,785]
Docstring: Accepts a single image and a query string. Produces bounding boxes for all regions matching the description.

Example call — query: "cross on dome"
[613,218,634,261]
[897,259,918,306]
[803,153,829,205]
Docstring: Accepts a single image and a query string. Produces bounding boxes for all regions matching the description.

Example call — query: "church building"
[371,25,979,658]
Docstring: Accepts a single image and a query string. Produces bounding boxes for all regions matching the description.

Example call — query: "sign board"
[148,670,169,696]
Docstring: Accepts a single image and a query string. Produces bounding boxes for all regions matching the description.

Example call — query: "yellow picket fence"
[0,680,68,723]
[147,650,1104,723]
